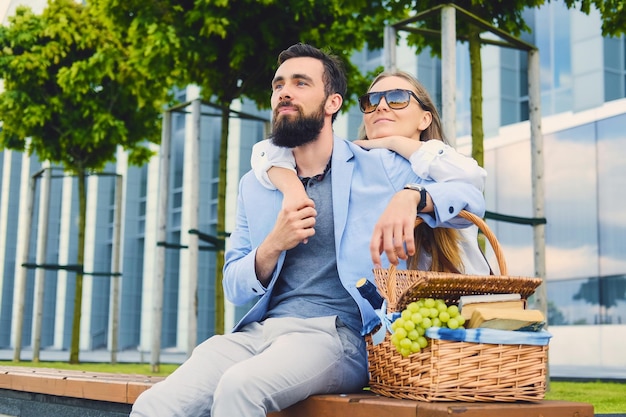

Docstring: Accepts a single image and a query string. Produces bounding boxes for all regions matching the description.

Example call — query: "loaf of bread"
[460,299,525,320]
[468,307,546,331]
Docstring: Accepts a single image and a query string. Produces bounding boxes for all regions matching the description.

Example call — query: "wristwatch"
[403,183,427,213]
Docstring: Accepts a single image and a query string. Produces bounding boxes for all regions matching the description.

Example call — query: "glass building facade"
[480,109,626,321]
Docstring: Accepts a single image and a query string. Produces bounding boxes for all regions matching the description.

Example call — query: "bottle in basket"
[356,277,384,310]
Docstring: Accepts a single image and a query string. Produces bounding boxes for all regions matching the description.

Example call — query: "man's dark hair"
[277,43,347,121]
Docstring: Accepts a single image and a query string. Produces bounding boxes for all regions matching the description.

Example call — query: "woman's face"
[362,76,431,141]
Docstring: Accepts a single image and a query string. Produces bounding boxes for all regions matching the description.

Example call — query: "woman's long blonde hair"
[362,71,464,273]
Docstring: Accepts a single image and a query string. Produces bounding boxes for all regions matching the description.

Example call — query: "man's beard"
[270,100,325,148]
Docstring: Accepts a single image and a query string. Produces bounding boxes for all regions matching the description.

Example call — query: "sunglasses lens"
[359,90,414,113]
[359,92,381,113]
[386,90,411,109]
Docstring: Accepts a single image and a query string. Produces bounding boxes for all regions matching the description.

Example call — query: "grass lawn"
[0,360,179,377]
[1,361,625,413]
[545,380,626,414]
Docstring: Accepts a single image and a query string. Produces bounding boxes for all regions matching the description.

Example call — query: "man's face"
[270,57,328,148]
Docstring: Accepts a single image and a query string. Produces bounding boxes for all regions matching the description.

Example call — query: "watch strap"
[404,183,427,213]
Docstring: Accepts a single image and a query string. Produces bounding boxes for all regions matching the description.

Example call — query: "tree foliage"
[92,0,413,341]
[92,0,410,110]
[0,0,172,363]
[0,0,170,171]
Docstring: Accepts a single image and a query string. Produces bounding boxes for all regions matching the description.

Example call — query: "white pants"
[130,316,368,417]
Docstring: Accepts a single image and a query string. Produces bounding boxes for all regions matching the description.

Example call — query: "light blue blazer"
[223,137,485,335]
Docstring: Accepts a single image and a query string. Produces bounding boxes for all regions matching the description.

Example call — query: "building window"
[527,2,572,117]
[548,276,626,325]
[604,36,626,102]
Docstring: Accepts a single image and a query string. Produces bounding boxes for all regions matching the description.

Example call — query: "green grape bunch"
[390,298,465,357]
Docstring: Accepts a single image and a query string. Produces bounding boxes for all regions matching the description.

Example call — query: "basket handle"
[415,209,507,275]
[380,210,507,305]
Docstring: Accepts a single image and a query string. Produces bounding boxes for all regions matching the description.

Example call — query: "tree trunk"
[468,26,484,169]
[69,168,87,364]
[214,105,231,335]
[468,25,486,253]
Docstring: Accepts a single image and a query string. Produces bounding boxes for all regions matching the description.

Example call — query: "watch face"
[404,183,423,192]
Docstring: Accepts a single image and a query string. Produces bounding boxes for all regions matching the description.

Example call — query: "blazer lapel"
[331,138,354,249]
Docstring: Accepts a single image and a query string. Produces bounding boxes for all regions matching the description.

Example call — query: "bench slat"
[0,366,163,404]
[269,392,595,417]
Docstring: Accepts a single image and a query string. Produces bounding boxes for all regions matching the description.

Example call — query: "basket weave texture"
[365,210,548,402]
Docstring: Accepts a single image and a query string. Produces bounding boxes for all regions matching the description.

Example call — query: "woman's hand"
[370,190,420,268]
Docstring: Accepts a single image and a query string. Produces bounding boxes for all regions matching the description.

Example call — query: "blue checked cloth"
[425,326,552,346]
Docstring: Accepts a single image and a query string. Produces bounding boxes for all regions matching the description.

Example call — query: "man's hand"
[276,196,316,247]
[281,190,315,244]
[370,189,429,267]
[255,198,316,285]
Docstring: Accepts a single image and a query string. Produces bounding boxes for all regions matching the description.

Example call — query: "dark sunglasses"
[358,89,425,114]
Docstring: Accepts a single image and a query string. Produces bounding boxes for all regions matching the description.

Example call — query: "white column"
[441,5,457,147]
[109,146,128,363]
[32,163,51,361]
[148,113,171,370]
[528,49,547,316]
[11,151,34,358]
[80,173,100,350]
[53,174,75,350]
[178,91,201,353]
[139,150,161,348]
[224,100,246,331]
[180,97,201,355]
[384,25,397,72]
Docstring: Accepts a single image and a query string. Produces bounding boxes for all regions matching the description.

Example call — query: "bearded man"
[130,43,485,417]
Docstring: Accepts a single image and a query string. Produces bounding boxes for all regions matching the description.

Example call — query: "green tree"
[0,0,172,363]
[93,0,406,337]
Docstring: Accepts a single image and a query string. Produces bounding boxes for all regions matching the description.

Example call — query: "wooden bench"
[0,366,162,405]
[0,366,595,417]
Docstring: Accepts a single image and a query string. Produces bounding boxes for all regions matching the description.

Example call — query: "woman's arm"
[353,136,422,159]
[354,137,486,191]
[251,139,297,190]
[267,167,314,213]
[250,140,315,243]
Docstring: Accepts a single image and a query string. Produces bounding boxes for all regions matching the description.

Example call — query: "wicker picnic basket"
[365,210,548,402]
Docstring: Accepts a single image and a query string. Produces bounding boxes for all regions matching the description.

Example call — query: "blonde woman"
[252,71,489,274]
